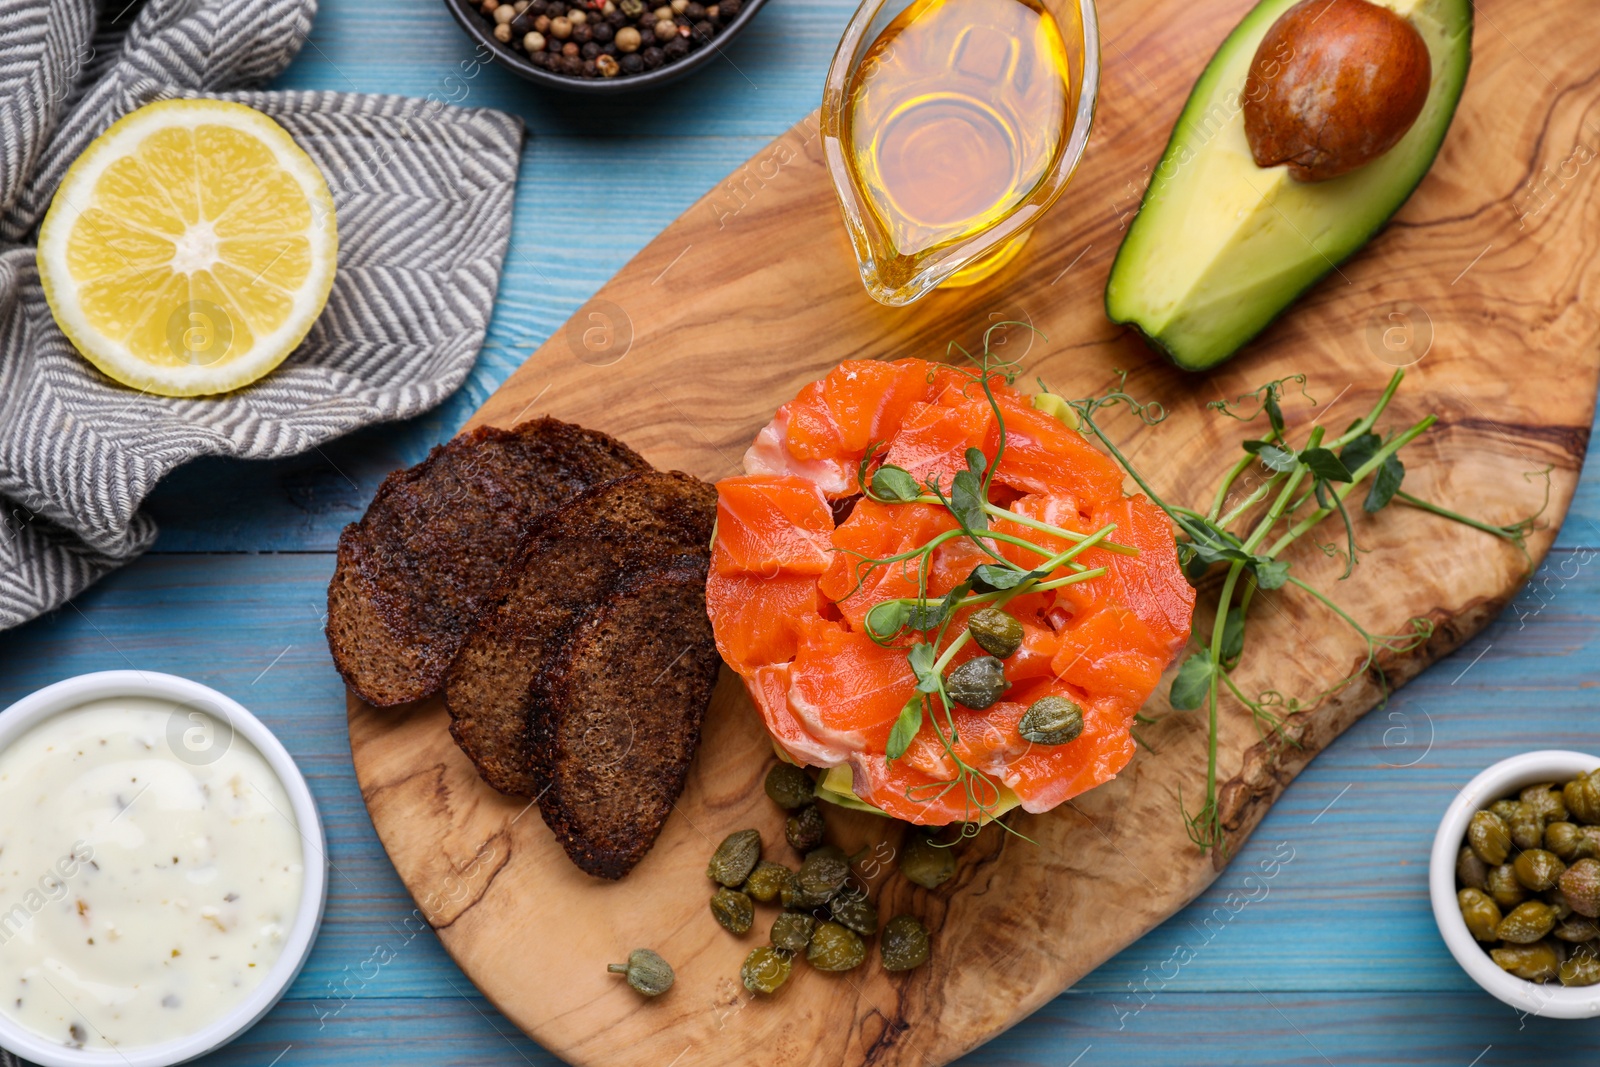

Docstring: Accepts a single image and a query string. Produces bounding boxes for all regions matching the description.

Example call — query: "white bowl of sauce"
[0,671,327,1066]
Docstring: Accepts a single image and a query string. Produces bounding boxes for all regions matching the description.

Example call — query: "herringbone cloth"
[0,0,524,632]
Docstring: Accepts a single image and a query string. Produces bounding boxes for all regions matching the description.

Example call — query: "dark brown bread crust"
[528,554,721,880]
[444,470,717,798]
[326,419,646,707]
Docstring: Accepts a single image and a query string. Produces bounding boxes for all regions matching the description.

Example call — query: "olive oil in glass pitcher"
[822,0,1099,306]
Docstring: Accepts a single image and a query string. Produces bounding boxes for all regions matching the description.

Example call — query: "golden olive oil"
[840,0,1079,290]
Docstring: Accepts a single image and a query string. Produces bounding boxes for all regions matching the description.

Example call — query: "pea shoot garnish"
[1058,368,1551,855]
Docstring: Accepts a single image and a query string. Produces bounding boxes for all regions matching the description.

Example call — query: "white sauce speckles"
[0,697,304,1051]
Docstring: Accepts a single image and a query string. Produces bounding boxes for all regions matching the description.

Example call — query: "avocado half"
[1104,0,1473,372]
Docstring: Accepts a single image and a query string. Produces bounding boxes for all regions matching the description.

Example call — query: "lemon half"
[37,99,338,398]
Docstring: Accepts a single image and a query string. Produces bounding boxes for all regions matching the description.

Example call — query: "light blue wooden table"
[3,0,1599,1063]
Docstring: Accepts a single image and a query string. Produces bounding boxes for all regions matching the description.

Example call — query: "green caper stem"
[1265,416,1434,555]
[607,963,628,974]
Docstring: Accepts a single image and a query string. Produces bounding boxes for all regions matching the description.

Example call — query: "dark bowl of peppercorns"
[449,0,767,91]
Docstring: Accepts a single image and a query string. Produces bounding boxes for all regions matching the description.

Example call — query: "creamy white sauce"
[0,697,304,1051]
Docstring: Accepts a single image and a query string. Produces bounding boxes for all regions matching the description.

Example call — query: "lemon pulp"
[37,99,338,398]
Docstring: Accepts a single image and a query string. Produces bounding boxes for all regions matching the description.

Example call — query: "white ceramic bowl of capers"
[1430,750,1600,1019]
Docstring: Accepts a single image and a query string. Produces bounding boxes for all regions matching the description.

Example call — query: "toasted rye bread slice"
[444,470,716,797]
[528,554,721,880]
[327,419,646,707]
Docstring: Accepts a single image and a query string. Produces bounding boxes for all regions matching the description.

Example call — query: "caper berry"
[1521,783,1569,824]
[1513,849,1567,892]
[1456,846,1489,891]
[1486,863,1527,910]
[1554,915,1600,942]
[880,915,931,972]
[1018,696,1084,746]
[967,608,1024,658]
[1491,940,1562,983]
[1545,821,1593,863]
[1509,807,1545,852]
[1468,810,1511,866]
[740,945,793,994]
[711,887,754,935]
[1560,857,1600,918]
[1559,943,1600,987]
[785,805,825,852]
[1489,799,1526,824]
[1497,900,1557,944]
[744,860,794,904]
[1457,888,1502,942]
[945,655,1007,710]
[707,829,762,887]
[607,948,674,996]
[797,846,850,901]
[771,911,816,952]
[900,832,956,889]
[829,889,879,936]
[1545,886,1574,921]
[765,763,815,810]
[806,920,866,972]
[780,877,833,910]
[1564,770,1600,825]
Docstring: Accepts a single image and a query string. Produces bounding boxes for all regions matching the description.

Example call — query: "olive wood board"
[346,0,1600,1062]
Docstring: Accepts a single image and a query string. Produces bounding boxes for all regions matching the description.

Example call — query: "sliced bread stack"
[326,420,720,880]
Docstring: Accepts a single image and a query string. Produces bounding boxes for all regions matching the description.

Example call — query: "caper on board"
[608,949,675,997]
[1513,849,1567,892]
[765,762,815,810]
[967,608,1024,659]
[1468,810,1511,866]
[900,832,956,889]
[1554,915,1600,943]
[880,915,931,972]
[1497,901,1556,944]
[797,846,851,901]
[1018,696,1084,746]
[744,860,794,904]
[829,889,880,936]
[711,887,755,935]
[771,911,817,953]
[1491,940,1562,983]
[945,656,1007,710]
[708,829,763,887]
[1507,805,1545,852]
[1544,821,1594,863]
[1457,888,1502,943]
[741,945,794,995]
[807,920,867,972]
[1485,863,1527,910]
[786,804,826,852]
[1560,857,1600,918]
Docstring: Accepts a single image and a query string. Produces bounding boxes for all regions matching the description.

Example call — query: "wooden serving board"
[347,0,1600,1062]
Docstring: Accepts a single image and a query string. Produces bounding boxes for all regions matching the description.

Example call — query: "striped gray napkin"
[0,0,525,632]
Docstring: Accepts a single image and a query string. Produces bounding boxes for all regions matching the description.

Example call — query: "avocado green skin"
[1103,0,1475,373]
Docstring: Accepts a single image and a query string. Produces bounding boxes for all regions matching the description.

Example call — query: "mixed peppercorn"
[474,0,743,79]
[1456,770,1600,987]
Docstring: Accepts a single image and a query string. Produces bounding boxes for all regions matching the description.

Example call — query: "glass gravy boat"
[821,0,1100,306]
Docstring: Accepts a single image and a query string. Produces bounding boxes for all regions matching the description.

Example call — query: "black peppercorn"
[582,57,597,76]
[719,0,738,14]
[592,20,613,41]
[637,27,655,45]
[692,18,712,38]
[573,23,592,42]
[581,40,600,57]
[620,51,644,72]
[641,44,664,67]
[602,41,617,54]
[545,1,564,13]
[663,35,687,58]
[561,39,580,55]
[684,2,704,18]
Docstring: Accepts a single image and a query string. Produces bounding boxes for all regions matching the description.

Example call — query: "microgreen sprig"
[1059,368,1551,855]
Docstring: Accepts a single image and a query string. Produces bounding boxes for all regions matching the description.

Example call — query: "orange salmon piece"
[881,399,992,491]
[990,395,1125,501]
[713,475,834,577]
[783,380,846,461]
[1050,605,1167,709]
[705,571,827,673]
[820,360,933,454]
[788,626,918,752]
[1001,692,1135,812]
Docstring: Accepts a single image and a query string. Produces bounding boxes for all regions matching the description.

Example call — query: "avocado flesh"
[1104,0,1473,371]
